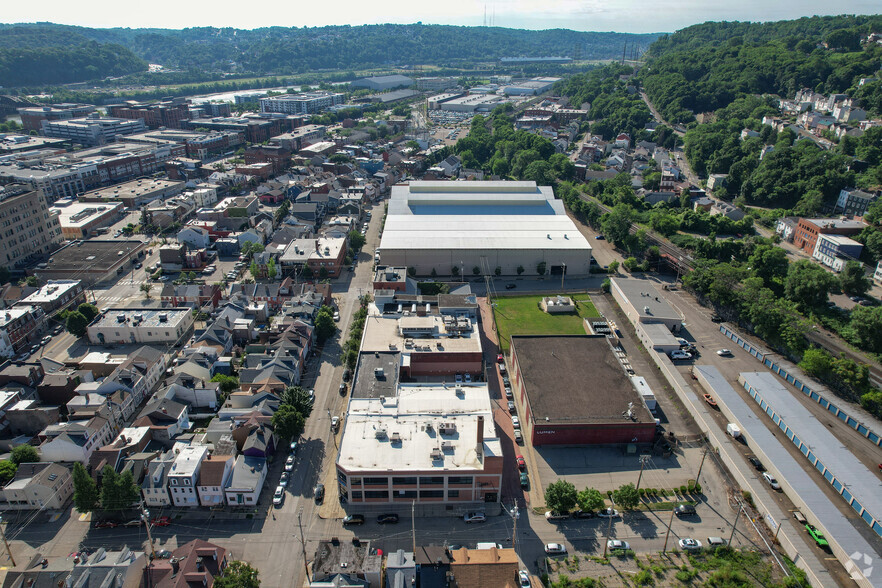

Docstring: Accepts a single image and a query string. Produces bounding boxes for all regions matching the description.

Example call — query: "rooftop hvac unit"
[134,314,143,322]
[390,432,401,443]
[158,313,168,322]
[441,441,454,451]
[374,428,387,439]
[430,448,443,460]
[116,314,126,323]
[439,422,456,435]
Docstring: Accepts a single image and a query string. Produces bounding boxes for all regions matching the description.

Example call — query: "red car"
[516,455,526,471]
[496,354,504,364]
[151,516,171,527]
[93,520,117,529]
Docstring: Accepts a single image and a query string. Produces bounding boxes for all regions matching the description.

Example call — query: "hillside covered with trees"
[0,23,660,87]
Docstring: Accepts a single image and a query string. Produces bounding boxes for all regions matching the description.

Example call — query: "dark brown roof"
[511,335,655,425]
[196,455,233,487]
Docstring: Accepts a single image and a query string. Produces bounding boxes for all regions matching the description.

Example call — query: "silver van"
[706,537,726,547]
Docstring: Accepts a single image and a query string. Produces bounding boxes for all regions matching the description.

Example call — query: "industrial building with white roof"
[378,181,592,276]
[336,383,503,506]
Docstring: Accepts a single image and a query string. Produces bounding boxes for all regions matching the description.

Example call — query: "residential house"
[142,449,176,506]
[385,550,416,588]
[133,398,190,444]
[0,462,72,510]
[437,155,462,177]
[835,188,877,217]
[875,260,882,285]
[161,283,222,309]
[178,225,210,249]
[35,370,82,405]
[196,454,235,507]
[793,218,866,255]
[5,399,59,437]
[775,217,799,242]
[66,394,124,431]
[709,201,745,221]
[614,133,630,149]
[168,444,209,507]
[449,547,519,588]
[239,346,302,394]
[89,426,152,474]
[192,304,246,355]
[225,455,267,506]
[65,548,146,587]
[161,380,221,412]
[311,539,383,588]
[812,234,864,272]
[415,546,452,588]
[144,539,228,588]
[38,416,113,463]
[231,415,277,459]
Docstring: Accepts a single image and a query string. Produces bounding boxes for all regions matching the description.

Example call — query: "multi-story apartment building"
[49,199,124,239]
[260,92,345,115]
[168,444,209,507]
[0,184,62,268]
[17,280,85,314]
[835,188,878,217]
[124,129,245,161]
[793,218,866,255]
[0,305,47,357]
[40,116,147,146]
[18,103,96,133]
[86,307,194,346]
[107,99,191,130]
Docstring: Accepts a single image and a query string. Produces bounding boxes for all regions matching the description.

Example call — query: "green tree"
[140,283,153,299]
[72,462,99,513]
[10,444,39,465]
[545,480,578,513]
[600,204,633,247]
[784,260,835,310]
[451,265,460,277]
[0,460,16,485]
[517,265,524,275]
[861,390,882,418]
[799,348,832,377]
[838,261,870,297]
[348,230,366,251]
[537,262,547,275]
[748,245,788,286]
[24,276,38,287]
[472,266,481,276]
[66,311,89,337]
[849,306,882,354]
[267,258,277,280]
[314,306,337,343]
[0,267,10,285]
[577,488,606,512]
[281,386,314,419]
[271,405,306,442]
[77,303,100,322]
[211,374,240,395]
[214,561,260,588]
[612,483,640,510]
[319,267,329,280]
[99,466,140,512]
[494,267,502,276]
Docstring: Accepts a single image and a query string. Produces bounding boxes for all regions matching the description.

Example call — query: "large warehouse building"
[509,335,656,445]
[378,181,592,276]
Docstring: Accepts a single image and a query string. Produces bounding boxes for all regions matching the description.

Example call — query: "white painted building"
[168,444,209,507]
[87,308,194,346]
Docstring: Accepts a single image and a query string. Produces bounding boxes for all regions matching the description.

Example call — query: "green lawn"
[493,294,601,352]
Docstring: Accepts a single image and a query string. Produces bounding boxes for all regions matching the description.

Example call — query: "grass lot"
[493,293,600,352]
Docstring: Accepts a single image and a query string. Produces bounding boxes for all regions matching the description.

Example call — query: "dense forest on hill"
[0,22,660,87]
[0,42,146,86]
[639,15,882,123]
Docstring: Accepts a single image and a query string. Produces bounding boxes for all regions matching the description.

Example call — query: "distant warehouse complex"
[378,181,592,276]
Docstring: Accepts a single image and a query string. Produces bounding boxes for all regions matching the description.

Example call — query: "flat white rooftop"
[380,181,592,252]
[169,444,208,478]
[338,384,501,473]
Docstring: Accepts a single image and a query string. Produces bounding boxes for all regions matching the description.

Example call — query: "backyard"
[493,293,601,352]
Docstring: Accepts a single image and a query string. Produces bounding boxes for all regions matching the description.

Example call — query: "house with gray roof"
[224,455,267,506]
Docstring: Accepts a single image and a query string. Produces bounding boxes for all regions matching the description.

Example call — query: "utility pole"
[635,455,650,490]
[695,449,708,485]
[0,516,15,566]
[297,509,310,583]
[602,499,615,558]
[411,501,416,556]
[510,504,520,553]
[140,502,157,561]
[662,505,676,553]
[729,503,743,545]
[560,262,566,291]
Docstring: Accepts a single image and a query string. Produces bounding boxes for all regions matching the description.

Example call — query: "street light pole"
[635,455,650,491]
[662,505,677,553]
[602,499,615,558]
[729,503,743,545]
[297,509,310,583]
[695,449,708,485]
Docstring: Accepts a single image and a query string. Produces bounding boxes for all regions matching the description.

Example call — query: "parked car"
[308,389,315,404]
[455,374,463,384]
[464,512,486,523]
[123,519,143,527]
[607,540,630,552]
[314,483,325,503]
[763,472,781,490]
[594,235,605,240]
[464,373,472,383]
[30,344,40,355]
[53,325,63,335]
[748,456,765,471]
[516,455,526,470]
[519,472,529,488]
[507,401,516,413]
[806,524,829,548]
[598,508,620,518]
[706,536,726,547]
[280,472,290,486]
[678,538,702,551]
[499,364,507,374]
[505,284,517,289]
[545,511,569,521]
[514,430,523,444]
[716,349,732,356]
[511,416,520,429]
[505,387,513,400]
[150,516,171,527]
[377,513,399,524]
[497,354,504,364]
[339,383,347,395]
[518,570,531,588]
[333,311,340,321]
[285,456,295,472]
[674,504,697,517]
[273,486,285,506]
[669,350,692,360]
[331,416,340,432]
[572,509,596,519]
[703,394,717,408]
[41,335,52,345]
[545,543,567,555]
[342,514,365,526]
[93,520,118,529]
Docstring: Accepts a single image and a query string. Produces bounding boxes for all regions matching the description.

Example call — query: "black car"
[674,504,697,517]
[377,513,399,524]
[711,314,724,323]
[572,509,596,519]
[342,514,365,526]
[748,456,765,471]
[314,483,325,503]
[505,283,517,290]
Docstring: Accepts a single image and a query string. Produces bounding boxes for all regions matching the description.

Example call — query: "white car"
[544,543,567,555]
[333,311,340,321]
[763,472,781,490]
[285,456,295,472]
[518,570,531,587]
[716,349,732,356]
[272,485,285,506]
[455,374,463,384]
[331,416,340,432]
[598,508,620,518]
[464,373,472,383]
[678,538,702,551]
[511,416,520,429]
[463,512,486,523]
[607,539,630,551]
[669,350,692,360]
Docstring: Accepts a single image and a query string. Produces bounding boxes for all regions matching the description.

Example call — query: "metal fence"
[718,324,882,448]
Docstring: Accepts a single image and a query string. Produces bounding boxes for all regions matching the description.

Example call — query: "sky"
[4,0,881,33]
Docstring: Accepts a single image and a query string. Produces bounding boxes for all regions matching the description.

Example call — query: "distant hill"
[0,22,661,87]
